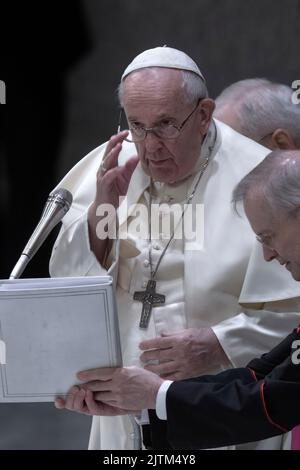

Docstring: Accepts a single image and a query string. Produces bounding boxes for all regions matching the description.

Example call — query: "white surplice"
[50,120,300,450]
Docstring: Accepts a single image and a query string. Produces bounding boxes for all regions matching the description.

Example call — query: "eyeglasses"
[256,233,273,248]
[259,132,273,143]
[117,99,202,143]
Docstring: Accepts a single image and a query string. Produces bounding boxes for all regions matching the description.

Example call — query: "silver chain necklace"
[134,128,217,329]
[133,160,213,330]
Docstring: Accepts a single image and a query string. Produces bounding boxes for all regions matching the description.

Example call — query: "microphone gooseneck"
[9,188,73,279]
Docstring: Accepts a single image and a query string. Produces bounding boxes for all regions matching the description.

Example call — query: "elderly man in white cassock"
[50,47,300,450]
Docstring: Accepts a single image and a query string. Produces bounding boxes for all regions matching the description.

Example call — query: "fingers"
[84,389,105,415]
[93,391,117,404]
[77,367,118,382]
[144,361,178,377]
[85,390,132,416]
[139,335,174,351]
[73,388,87,411]
[55,386,88,414]
[61,386,77,410]
[94,132,138,209]
[80,380,112,393]
[55,387,137,416]
[140,347,172,364]
[114,156,140,196]
[54,397,66,409]
[124,155,140,175]
[104,131,129,157]
[64,386,83,411]
[99,131,129,175]
[54,384,134,417]
[100,144,121,175]
[118,156,140,186]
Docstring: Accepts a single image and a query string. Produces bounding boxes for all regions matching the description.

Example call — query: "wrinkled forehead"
[122,68,187,113]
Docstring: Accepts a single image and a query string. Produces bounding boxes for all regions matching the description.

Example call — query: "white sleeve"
[49,209,119,279]
[213,243,300,367]
[212,298,300,367]
[156,381,173,420]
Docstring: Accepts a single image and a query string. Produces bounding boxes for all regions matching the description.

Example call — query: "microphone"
[9,188,73,279]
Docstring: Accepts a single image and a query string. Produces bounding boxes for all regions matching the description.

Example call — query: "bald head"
[233,150,300,215]
[215,79,300,150]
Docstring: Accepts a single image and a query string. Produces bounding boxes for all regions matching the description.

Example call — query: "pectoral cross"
[134,280,165,329]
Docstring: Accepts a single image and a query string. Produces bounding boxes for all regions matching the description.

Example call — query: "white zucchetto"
[121,46,205,82]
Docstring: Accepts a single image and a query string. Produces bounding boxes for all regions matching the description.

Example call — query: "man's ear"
[197,99,215,135]
[271,129,297,150]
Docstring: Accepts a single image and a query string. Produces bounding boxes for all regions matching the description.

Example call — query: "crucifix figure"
[134,280,165,329]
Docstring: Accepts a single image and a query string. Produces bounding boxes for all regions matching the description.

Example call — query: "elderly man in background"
[215,80,300,449]
[214,78,300,150]
[215,80,300,430]
[56,150,300,450]
[51,47,300,450]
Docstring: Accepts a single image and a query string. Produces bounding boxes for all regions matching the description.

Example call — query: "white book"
[0,276,122,403]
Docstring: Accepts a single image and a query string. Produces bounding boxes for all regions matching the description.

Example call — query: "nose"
[144,131,163,153]
[263,245,278,262]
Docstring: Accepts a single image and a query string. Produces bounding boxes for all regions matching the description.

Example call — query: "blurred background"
[0,0,299,449]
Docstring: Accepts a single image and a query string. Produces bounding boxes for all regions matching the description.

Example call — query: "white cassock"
[50,120,300,450]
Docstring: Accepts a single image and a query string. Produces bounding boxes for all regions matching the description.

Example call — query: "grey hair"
[232,150,300,216]
[215,79,300,146]
[117,68,208,106]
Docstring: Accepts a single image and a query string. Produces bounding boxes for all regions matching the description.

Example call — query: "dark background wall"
[0,0,299,450]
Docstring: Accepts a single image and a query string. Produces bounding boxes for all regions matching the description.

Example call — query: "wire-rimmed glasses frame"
[256,233,274,248]
[117,98,202,143]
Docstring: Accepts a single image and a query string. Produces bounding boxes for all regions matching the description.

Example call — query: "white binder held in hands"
[0,276,122,403]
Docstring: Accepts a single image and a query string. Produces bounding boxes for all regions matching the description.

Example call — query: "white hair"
[117,68,208,106]
[216,79,300,146]
[233,150,300,216]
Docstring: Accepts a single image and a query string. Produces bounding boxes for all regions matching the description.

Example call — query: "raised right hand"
[93,131,139,209]
[87,131,139,263]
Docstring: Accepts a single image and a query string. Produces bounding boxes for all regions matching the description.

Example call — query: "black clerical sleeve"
[248,326,300,379]
[164,326,300,449]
